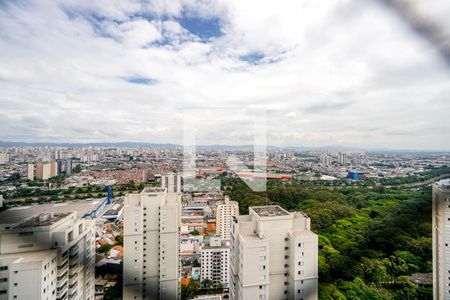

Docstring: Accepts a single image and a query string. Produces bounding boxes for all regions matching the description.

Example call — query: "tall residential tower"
[123,187,182,300]
[216,196,239,240]
[230,205,318,300]
[0,212,96,300]
[433,179,450,300]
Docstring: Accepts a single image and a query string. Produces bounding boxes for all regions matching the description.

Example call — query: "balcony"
[69,253,79,261]
[68,290,78,299]
[57,291,68,300]
[57,271,68,281]
[58,260,69,271]
[69,281,78,290]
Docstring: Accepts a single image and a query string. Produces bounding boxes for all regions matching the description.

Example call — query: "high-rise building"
[200,236,230,288]
[230,205,318,300]
[66,159,72,176]
[123,188,181,300]
[27,163,35,180]
[50,160,58,178]
[337,152,347,165]
[216,196,239,240]
[0,153,9,165]
[36,161,51,180]
[319,154,332,166]
[161,173,182,193]
[56,160,63,176]
[0,212,96,300]
[432,179,450,300]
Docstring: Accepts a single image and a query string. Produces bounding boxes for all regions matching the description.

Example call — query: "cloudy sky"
[0,0,449,150]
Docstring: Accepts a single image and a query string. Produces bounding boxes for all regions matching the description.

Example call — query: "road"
[385,173,450,189]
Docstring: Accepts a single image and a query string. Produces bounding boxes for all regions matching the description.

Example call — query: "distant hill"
[0,141,179,148]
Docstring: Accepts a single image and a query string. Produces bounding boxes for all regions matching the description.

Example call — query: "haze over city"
[1,0,450,149]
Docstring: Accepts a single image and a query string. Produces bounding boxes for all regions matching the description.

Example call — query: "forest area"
[221,176,432,300]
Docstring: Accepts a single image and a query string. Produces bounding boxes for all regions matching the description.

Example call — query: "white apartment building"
[319,154,331,166]
[230,206,318,300]
[337,153,347,165]
[27,163,35,180]
[216,196,239,240]
[0,153,8,165]
[161,173,182,193]
[123,187,181,300]
[200,236,230,288]
[433,179,450,300]
[0,212,96,300]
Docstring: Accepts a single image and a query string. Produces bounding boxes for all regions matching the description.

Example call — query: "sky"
[0,0,450,150]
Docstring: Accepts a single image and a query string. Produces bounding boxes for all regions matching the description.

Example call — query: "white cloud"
[0,0,449,149]
[119,19,162,47]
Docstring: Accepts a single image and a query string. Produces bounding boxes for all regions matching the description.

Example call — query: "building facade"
[200,236,230,288]
[123,187,181,300]
[433,179,450,300]
[66,159,72,176]
[0,153,8,165]
[161,173,182,193]
[27,163,35,180]
[0,212,96,300]
[36,161,51,180]
[50,160,58,178]
[216,196,239,240]
[230,206,318,300]
[337,153,347,165]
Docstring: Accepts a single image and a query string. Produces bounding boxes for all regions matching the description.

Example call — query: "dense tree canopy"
[221,177,432,299]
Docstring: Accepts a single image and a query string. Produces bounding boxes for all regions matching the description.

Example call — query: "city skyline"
[1,140,450,152]
[1,1,450,150]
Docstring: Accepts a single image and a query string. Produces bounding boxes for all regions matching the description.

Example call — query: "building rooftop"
[0,199,105,226]
[0,249,57,264]
[251,205,290,217]
[142,187,166,193]
[435,178,450,188]
[103,202,123,216]
[15,212,72,228]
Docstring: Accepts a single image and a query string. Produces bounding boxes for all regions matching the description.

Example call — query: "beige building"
[0,212,96,300]
[433,179,450,300]
[216,196,239,240]
[50,160,58,178]
[36,161,51,180]
[27,163,35,180]
[230,206,318,300]
[123,187,181,300]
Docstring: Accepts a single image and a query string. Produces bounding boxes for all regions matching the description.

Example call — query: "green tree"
[99,244,113,253]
